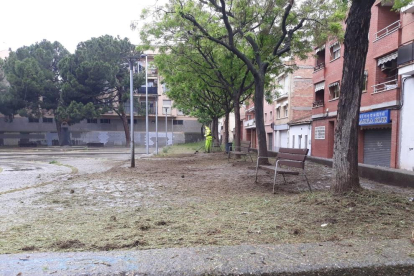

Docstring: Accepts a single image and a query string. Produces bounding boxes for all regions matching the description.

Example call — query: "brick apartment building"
[312,0,412,169]
[0,50,202,146]
[242,57,315,152]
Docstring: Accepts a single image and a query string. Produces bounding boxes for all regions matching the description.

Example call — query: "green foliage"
[2,40,69,121]
[59,35,145,117]
[55,101,101,125]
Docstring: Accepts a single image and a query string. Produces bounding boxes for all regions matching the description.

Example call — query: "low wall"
[251,150,414,189]
[0,131,203,147]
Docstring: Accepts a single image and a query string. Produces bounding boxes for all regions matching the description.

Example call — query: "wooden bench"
[255,148,312,193]
[228,140,253,162]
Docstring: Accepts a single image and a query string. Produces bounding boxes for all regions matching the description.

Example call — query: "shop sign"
[359,110,390,126]
[314,126,325,139]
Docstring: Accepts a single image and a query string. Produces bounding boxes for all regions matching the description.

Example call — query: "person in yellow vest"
[204,125,212,153]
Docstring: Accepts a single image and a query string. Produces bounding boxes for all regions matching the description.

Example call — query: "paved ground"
[0,239,413,276]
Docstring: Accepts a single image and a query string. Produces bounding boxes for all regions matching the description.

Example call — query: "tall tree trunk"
[234,99,241,150]
[55,119,62,146]
[224,111,230,145]
[332,0,375,194]
[254,74,268,164]
[212,117,219,146]
[120,111,131,147]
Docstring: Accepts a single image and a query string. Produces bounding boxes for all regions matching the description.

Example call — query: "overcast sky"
[0,0,161,53]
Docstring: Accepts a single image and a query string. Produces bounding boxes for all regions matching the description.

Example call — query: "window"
[329,82,340,100]
[330,43,341,61]
[265,113,267,122]
[100,119,111,124]
[276,107,281,119]
[173,120,183,125]
[284,105,288,117]
[87,119,97,124]
[298,135,302,149]
[127,119,137,124]
[292,135,295,148]
[270,111,273,121]
[42,117,53,123]
[177,109,184,116]
[28,117,39,123]
[162,99,172,115]
[362,71,368,92]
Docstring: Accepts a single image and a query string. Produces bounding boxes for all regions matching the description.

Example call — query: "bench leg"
[282,174,287,185]
[303,171,312,192]
[249,154,253,163]
[273,160,280,194]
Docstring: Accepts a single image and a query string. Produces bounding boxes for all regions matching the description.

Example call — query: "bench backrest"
[277,148,309,169]
[239,140,251,152]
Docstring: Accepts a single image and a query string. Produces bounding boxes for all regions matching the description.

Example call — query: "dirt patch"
[0,150,413,254]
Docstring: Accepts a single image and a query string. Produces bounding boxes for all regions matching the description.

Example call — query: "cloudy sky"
[1,0,161,53]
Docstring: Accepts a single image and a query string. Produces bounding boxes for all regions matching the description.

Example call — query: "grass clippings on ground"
[0,144,412,254]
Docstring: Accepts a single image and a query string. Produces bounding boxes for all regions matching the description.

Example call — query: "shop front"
[359,110,392,167]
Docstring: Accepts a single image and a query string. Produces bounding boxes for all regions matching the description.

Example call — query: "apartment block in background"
[0,50,203,147]
[311,0,409,169]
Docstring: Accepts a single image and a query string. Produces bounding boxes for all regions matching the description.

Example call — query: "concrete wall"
[0,116,203,147]
[289,124,312,155]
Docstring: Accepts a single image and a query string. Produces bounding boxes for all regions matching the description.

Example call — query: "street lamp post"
[155,97,158,154]
[164,107,168,147]
[127,52,139,168]
[142,55,149,155]
[171,117,174,146]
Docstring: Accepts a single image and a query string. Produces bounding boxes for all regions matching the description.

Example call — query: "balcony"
[374,20,400,42]
[397,42,414,67]
[244,119,256,129]
[246,106,255,112]
[372,79,398,94]
[276,92,288,100]
[312,100,324,108]
[124,103,156,115]
[314,62,325,72]
[137,87,158,94]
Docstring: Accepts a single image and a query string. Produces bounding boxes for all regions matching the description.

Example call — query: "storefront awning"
[315,81,325,92]
[378,51,398,66]
[329,81,340,88]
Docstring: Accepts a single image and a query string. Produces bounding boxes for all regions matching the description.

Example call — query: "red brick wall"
[311,2,405,167]
[311,119,336,158]
[401,12,414,44]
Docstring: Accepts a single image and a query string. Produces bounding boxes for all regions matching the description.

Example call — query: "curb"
[0,239,413,275]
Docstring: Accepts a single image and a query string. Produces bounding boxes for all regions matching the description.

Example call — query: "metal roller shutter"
[363,129,391,167]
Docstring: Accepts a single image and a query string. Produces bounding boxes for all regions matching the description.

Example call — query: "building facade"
[241,57,315,153]
[0,50,203,147]
[311,0,408,168]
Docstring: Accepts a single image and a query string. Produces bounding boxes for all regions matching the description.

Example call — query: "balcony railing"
[137,87,158,94]
[314,62,325,72]
[276,92,288,100]
[124,104,156,115]
[244,119,256,128]
[372,79,398,94]
[374,20,400,42]
[313,100,324,108]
